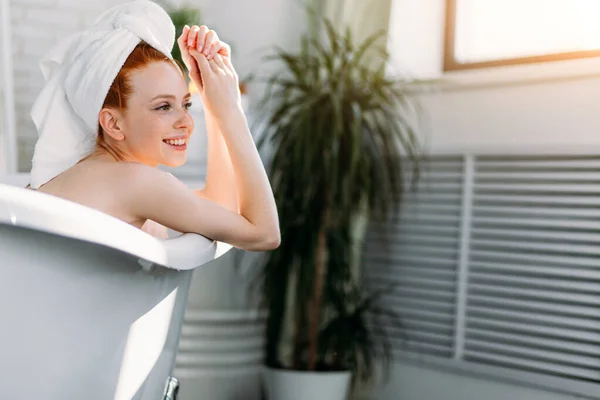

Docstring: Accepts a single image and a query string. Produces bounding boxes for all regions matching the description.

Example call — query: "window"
[444,0,600,71]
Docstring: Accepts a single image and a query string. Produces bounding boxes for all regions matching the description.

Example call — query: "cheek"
[132,113,168,143]
[147,114,168,131]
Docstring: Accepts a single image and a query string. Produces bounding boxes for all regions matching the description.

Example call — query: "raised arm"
[198,108,239,213]
[188,49,280,246]
[129,43,279,251]
[177,25,239,213]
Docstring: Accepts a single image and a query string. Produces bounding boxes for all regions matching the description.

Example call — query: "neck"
[94,141,124,162]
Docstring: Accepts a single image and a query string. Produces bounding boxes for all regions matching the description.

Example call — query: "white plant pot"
[263,367,351,400]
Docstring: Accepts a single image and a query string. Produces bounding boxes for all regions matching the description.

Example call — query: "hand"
[177,25,231,72]
[188,49,241,121]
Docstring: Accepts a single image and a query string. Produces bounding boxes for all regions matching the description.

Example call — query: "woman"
[32,19,280,251]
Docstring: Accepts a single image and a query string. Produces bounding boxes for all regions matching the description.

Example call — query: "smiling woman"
[1,2,279,398]
[94,43,194,167]
[27,0,279,251]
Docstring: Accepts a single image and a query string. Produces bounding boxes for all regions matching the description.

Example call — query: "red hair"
[97,41,185,143]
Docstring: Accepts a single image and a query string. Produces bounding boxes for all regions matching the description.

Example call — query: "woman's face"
[119,61,194,167]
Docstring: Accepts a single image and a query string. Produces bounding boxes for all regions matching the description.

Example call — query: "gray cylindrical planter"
[174,248,266,400]
[263,368,352,400]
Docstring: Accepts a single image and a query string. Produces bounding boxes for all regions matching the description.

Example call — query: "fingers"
[184,25,231,62]
[221,55,237,77]
[211,53,227,70]
[195,25,209,52]
[218,42,231,59]
[190,48,212,77]
[177,25,192,68]
[207,58,221,74]
[178,25,190,45]
[208,38,231,61]
[211,54,235,77]
[209,41,222,60]
[188,55,203,88]
[186,27,235,83]
[200,30,216,56]
[187,25,199,47]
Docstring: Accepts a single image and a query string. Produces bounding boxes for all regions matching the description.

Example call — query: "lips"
[163,138,187,151]
[163,138,186,145]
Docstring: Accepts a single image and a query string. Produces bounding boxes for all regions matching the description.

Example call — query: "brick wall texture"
[10,0,130,171]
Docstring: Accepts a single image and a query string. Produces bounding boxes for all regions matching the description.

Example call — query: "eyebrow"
[150,93,192,102]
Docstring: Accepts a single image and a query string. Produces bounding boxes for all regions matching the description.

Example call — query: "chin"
[162,157,187,168]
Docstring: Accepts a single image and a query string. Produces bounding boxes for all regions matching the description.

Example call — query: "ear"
[98,108,125,141]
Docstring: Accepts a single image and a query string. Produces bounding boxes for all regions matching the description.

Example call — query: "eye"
[184,101,193,110]
[156,103,171,111]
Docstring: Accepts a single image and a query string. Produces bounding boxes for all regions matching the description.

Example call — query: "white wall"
[423,76,600,154]
[175,0,307,83]
[10,0,307,172]
[369,1,600,400]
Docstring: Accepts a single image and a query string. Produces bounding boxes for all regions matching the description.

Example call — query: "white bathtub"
[0,175,230,399]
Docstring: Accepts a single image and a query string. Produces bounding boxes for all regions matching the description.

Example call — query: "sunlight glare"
[455,0,600,63]
[113,288,178,400]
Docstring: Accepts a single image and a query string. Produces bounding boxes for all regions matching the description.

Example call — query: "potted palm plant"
[254,16,423,400]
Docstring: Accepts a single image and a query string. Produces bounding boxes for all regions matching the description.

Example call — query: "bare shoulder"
[111,162,184,192]
[110,161,166,181]
[106,162,190,230]
[110,162,193,214]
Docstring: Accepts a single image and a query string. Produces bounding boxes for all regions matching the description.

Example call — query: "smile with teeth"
[163,138,186,146]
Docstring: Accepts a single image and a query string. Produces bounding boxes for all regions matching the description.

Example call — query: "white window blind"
[363,154,600,397]
[365,156,464,358]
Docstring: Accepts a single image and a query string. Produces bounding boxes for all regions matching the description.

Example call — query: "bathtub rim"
[0,183,221,270]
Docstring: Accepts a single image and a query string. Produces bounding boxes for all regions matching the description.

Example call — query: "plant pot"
[263,367,351,400]
[173,248,266,400]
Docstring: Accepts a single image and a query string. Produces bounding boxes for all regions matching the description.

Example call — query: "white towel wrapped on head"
[29,0,176,189]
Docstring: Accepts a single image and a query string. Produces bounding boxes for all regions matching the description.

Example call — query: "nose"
[175,108,194,133]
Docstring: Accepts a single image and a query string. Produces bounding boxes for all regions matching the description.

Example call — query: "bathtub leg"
[163,376,179,400]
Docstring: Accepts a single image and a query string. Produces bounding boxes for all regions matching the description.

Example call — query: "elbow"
[263,230,281,250]
[269,234,282,250]
[256,229,281,251]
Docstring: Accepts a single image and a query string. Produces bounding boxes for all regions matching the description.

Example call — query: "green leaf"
[350,29,386,69]
[252,5,424,382]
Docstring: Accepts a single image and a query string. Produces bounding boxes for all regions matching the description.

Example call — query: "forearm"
[217,107,279,240]
[199,109,239,213]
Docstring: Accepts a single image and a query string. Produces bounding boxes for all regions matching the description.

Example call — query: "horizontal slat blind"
[465,155,600,383]
[363,154,600,391]
[363,156,463,358]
